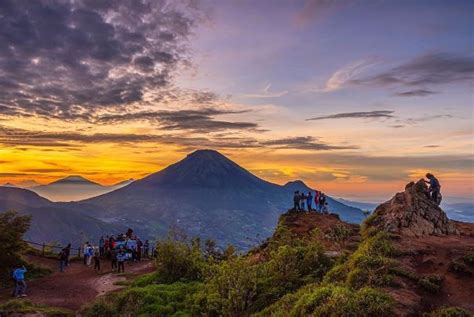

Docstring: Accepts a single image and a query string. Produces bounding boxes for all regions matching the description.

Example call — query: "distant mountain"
[76,150,364,249]
[16,179,41,188]
[335,198,378,212]
[442,202,474,222]
[1,182,17,187]
[0,187,123,245]
[31,175,134,202]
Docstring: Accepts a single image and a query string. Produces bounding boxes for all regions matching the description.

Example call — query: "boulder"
[370,179,458,237]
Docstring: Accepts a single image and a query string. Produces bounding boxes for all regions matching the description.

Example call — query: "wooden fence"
[23,240,82,258]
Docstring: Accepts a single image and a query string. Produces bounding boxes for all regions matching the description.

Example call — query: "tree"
[0,211,31,282]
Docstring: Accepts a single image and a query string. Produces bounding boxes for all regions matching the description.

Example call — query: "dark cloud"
[260,136,357,150]
[0,0,202,120]
[351,53,474,87]
[306,110,394,121]
[97,108,258,132]
[424,145,440,148]
[0,125,356,152]
[394,89,437,97]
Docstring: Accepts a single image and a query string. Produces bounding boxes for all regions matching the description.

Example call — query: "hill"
[30,176,133,202]
[77,150,364,249]
[0,187,123,245]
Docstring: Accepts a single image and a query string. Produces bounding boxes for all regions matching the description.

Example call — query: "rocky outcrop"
[370,179,458,236]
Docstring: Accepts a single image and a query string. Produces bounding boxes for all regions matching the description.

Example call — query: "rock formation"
[370,179,458,236]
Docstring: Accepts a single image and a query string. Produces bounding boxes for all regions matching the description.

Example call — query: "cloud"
[306,110,394,121]
[0,125,356,152]
[97,108,259,132]
[351,53,474,88]
[405,114,453,124]
[322,59,378,92]
[0,0,204,121]
[242,83,288,98]
[260,136,357,150]
[393,89,437,97]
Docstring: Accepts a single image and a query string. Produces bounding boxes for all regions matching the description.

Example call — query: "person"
[293,191,301,211]
[126,228,134,239]
[117,248,126,273]
[93,248,101,271]
[111,247,118,271]
[143,240,150,258]
[99,236,105,256]
[86,243,94,266]
[300,192,306,211]
[306,191,313,212]
[62,243,71,267]
[137,238,143,261]
[12,266,27,297]
[425,173,441,205]
[322,202,329,214]
[59,249,68,272]
[83,241,89,265]
[314,191,320,212]
[104,236,110,258]
[319,193,327,213]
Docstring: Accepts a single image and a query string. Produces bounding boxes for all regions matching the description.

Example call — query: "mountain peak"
[50,175,101,186]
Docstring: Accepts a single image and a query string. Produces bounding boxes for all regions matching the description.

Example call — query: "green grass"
[424,306,473,317]
[0,299,73,316]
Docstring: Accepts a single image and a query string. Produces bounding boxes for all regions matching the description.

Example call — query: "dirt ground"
[0,254,154,312]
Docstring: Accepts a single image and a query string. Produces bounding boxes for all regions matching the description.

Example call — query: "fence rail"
[23,240,82,257]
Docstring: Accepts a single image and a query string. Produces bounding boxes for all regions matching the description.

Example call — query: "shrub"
[424,306,473,317]
[154,237,208,283]
[0,300,73,316]
[418,275,443,293]
[0,211,31,285]
[258,285,394,317]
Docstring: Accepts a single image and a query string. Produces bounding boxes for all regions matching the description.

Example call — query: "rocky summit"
[370,179,458,237]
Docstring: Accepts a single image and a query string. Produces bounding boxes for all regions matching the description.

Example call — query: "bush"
[83,282,200,317]
[154,237,208,283]
[0,211,31,285]
[258,285,394,317]
[424,306,473,317]
[0,300,73,316]
[418,275,443,293]
[193,257,259,317]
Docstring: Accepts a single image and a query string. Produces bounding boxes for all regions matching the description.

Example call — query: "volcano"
[77,150,364,249]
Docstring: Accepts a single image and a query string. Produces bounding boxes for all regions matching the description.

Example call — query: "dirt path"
[0,255,154,312]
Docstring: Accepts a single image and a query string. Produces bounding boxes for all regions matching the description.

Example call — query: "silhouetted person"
[300,193,306,211]
[293,191,301,211]
[99,236,105,256]
[93,249,101,271]
[62,243,71,266]
[111,248,118,271]
[425,173,441,205]
[59,249,67,272]
[319,193,327,213]
[117,248,126,273]
[143,240,150,258]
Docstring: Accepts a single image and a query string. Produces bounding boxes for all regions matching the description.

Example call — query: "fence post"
[42,243,45,257]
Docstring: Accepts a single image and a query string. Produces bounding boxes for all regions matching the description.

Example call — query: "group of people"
[293,190,328,213]
[81,228,151,274]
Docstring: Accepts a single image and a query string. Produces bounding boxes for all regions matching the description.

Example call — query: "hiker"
[104,237,110,258]
[143,240,150,258]
[111,247,118,271]
[137,238,143,261]
[425,173,441,205]
[59,248,68,272]
[293,191,301,211]
[322,202,329,214]
[319,193,327,213]
[300,192,306,211]
[86,243,94,266]
[83,241,89,265]
[126,228,134,239]
[93,248,101,271]
[117,248,126,273]
[306,191,313,212]
[63,243,71,266]
[99,236,105,256]
[314,191,320,212]
[12,265,27,297]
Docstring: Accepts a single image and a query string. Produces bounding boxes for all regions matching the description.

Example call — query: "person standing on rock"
[293,191,301,211]
[425,173,441,205]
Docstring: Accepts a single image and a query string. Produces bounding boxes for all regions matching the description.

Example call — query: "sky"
[0,0,472,202]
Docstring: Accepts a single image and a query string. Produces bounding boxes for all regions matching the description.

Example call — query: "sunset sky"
[0,0,472,202]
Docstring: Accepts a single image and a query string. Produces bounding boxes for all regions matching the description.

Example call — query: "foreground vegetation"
[82,213,399,317]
